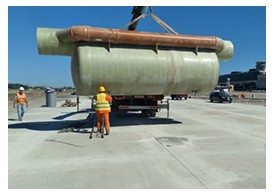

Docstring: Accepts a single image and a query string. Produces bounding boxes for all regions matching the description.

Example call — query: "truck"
[111,95,168,117]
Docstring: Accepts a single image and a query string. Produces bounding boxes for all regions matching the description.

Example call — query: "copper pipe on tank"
[55,26,225,51]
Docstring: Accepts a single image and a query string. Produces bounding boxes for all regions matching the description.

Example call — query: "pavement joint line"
[140,118,208,189]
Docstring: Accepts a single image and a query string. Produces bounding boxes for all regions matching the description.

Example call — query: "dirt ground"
[8,89,74,109]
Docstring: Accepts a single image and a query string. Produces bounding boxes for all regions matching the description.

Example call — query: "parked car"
[171,94,188,100]
[209,90,232,103]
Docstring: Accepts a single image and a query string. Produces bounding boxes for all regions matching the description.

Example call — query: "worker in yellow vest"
[94,86,112,135]
[13,87,29,121]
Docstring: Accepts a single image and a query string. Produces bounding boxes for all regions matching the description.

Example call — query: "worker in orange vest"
[13,87,29,121]
[94,86,112,135]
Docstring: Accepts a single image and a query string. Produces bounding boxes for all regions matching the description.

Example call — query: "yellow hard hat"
[99,86,106,92]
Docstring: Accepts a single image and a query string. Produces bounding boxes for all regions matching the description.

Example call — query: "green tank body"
[36,27,234,95]
[72,43,219,95]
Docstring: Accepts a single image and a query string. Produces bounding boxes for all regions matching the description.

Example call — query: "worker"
[13,87,28,121]
[94,86,112,135]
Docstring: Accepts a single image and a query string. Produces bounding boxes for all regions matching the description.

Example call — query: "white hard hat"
[19,87,25,91]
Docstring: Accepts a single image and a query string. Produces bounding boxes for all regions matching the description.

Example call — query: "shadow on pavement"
[52,109,91,120]
[8,113,92,131]
[110,113,182,127]
[8,111,182,131]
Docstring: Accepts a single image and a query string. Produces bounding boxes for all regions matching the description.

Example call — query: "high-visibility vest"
[95,93,111,111]
[16,93,27,104]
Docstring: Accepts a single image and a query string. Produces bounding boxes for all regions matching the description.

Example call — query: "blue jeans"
[17,104,25,121]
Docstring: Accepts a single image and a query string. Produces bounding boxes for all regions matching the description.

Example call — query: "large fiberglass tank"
[37,26,233,95]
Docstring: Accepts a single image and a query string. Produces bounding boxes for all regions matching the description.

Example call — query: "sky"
[8,6,266,88]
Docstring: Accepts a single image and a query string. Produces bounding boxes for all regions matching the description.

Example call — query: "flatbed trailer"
[111,95,169,117]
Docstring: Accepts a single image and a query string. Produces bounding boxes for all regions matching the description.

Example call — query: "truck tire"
[150,111,156,117]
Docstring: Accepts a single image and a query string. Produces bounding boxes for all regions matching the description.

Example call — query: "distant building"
[218,61,266,91]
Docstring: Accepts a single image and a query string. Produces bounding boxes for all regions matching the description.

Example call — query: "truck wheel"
[150,112,156,117]
[116,111,126,117]
[141,110,147,117]
[146,111,151,117]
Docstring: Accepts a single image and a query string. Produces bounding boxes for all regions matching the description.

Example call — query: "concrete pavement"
[8,97,266,189]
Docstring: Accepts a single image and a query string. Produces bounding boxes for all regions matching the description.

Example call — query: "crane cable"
[120,6,178,35]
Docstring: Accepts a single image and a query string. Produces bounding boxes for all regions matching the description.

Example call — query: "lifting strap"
[120,6,178,35]
[120,13,146,30]
[150,13,178,35]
